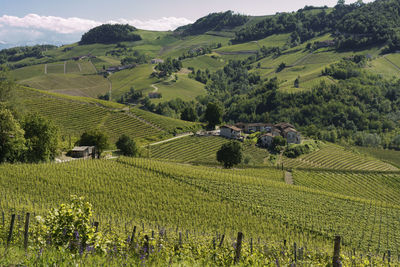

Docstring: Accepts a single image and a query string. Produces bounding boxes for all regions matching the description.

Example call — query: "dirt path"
[147,133,194,147]
[284,171,294,185]
[151,84,158,92]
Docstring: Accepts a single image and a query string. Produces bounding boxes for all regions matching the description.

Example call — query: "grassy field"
[109,64,157,100]
[182,55,226,71]
[366,56,400,78]
[19,73,110,98]
[150,74,206,104]
[282,143,398,171]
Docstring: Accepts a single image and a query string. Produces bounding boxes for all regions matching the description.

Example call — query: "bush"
[116,134,138,156]
[33,196,98,253]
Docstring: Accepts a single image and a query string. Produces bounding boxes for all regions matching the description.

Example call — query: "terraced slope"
[15,87,198,144]
[150,136,229,163]
[293,170,400,205]
[282,143,398,171]
[0,157,399,256]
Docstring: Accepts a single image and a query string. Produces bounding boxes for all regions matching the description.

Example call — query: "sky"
[0,0,374,47]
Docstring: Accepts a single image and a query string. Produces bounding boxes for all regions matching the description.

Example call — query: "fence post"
[130,226,137,247]
[294,242,297,263]
[94,221,99,233]
[7,214,16,246]
[332,235,341,267]
[234,232,244,264]
[2,211,4,227]
[219,234,225,247]
[144,235,149,258]
[23,213,30,251]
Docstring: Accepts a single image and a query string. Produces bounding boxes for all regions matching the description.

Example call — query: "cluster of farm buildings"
[220,122,301,147]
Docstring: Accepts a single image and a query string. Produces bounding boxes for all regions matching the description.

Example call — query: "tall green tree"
[216,141,243,168]
[77,130,109,158]
[22,113,59,163]
[116,134,138,156]
[204,102,223,130]
[0,106,26,163]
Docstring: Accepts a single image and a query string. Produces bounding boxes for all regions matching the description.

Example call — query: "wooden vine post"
[7,214,16,246]
[23,212,30,251]
[234,232,244,264]
[332,235,341,267]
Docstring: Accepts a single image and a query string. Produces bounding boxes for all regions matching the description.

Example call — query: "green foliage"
[271,135,287,153]
[390,134,400,150]
[22,113,59,163]
[276,62,286,73]
[204,102,223,129]
[180,106,198,122]
[176,11,248,36]
[216,141,243,168]
[0,106,26,163]
[80,24,141,45]
[116,134,138,156]
[77,130,109,157]
[234,0,400,50]
[33,196,99,253]
[153,58,182,78]
[284,140,320,158]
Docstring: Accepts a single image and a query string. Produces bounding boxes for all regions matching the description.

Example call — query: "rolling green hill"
[13,86,199,144]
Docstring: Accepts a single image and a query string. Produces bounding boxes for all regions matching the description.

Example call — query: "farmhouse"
[236,122,273,133]
[70,146,95,159]
[220,125,242,139]
[151,58,164,64]
[259,133,274,147]
[252,122,302,147]
[283,127,301,144]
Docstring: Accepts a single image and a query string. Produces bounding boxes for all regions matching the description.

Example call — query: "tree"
[204,102,223,130]
[77,130,109,158]
[294,76,300,88]
[0,106,26,163]
[23,113,59,163]
[216,141,243,168]
[181,106,198,122]
[116,134,138,156]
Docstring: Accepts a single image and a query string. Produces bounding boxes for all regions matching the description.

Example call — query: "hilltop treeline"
[175,11,248,36]
[234,0,400,50]
[80,24,142,45]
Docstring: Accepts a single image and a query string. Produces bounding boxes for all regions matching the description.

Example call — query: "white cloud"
[0,14,192,46]
[109,17,193,31]
[0,14,191,34]
[0,14,101,34]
